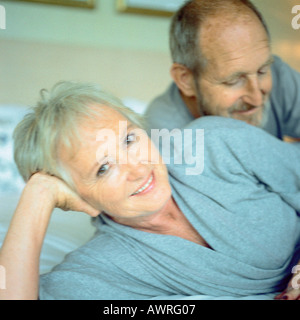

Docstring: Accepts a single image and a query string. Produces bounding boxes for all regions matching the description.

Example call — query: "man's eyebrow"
[219,70,246,83]
[260,56,275,68]
[223,71,244,81]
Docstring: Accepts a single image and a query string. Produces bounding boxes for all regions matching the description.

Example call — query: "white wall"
[2,0,299,55]
[0,0,174,105]
[0,0,299,106]
[1,0,171,52]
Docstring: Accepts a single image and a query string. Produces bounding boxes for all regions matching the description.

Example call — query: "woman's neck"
[111,196,183,234]
[111,196,212,248]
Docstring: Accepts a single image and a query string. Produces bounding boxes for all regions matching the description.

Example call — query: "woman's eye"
[126,133,136,145]
[97,163,110,176]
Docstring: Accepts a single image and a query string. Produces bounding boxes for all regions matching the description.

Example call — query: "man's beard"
[195,85,270,128]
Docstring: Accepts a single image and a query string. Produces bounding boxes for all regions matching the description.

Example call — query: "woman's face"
[60,106,172,219]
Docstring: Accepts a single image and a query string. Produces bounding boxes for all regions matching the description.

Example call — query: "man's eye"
[97,163,109,176]
[224,79,240,86]
[258,66,269,76]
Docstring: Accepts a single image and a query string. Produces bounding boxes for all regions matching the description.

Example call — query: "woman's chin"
[109,193,172,224]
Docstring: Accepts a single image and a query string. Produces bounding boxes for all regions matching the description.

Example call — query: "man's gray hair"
[13,81,144,187]
[170,0,270,76]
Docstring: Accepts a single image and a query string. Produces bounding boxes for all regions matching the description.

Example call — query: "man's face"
[195,14,273,126]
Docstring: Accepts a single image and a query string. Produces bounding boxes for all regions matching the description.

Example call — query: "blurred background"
[0,0,299,107]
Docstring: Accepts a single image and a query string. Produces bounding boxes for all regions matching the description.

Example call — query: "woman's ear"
[170,63,197,98]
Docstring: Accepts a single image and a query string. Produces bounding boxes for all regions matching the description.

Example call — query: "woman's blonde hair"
[13,81,144,187]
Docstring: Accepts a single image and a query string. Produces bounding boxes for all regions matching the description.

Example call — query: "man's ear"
[170,63,197,98]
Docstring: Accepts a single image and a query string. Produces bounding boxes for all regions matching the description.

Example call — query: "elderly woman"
[0,81,299,300]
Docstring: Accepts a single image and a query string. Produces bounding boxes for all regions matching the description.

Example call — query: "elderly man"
[145,0,300,142]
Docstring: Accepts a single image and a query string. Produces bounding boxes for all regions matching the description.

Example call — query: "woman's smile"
[131,172,155,196]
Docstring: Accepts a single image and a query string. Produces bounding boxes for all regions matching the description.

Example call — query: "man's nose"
[242,76,264,107]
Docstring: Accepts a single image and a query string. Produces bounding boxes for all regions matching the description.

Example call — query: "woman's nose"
[120,152,149,181]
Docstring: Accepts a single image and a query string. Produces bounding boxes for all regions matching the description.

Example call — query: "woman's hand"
[28,172,99,217]
[275,261,300,300]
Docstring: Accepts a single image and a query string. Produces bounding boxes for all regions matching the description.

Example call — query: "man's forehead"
[199,14,270,76]
[200,9,268,49]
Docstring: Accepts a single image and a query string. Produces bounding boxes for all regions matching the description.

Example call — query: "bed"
[0,104,278,300]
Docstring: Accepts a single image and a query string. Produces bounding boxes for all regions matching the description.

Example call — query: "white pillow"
[0,105,28,194]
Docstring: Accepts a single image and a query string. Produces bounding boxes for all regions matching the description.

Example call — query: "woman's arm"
[0,173,99,300]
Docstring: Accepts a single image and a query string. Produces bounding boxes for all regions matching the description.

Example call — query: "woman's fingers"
[74,198,100,217]
[28,172,100,217]
[56,179,100,216]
